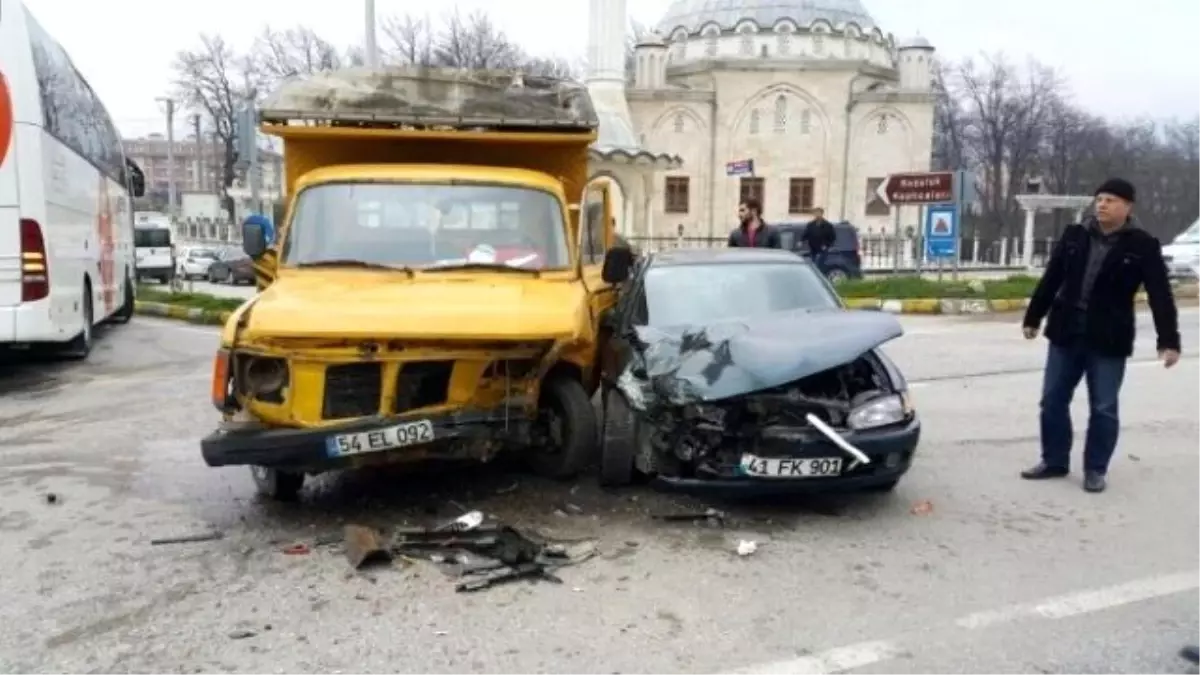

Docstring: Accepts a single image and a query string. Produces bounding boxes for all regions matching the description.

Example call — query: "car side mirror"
[243,222,267,259]
[601,246,634,284]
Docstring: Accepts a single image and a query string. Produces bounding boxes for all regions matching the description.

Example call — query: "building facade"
[623,0,935,238]
[122,133,283,207]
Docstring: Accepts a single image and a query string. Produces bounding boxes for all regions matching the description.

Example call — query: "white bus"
[0,0,144,359]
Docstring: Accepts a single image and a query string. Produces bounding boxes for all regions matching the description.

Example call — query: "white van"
[1162,220,1199,280]
[1,0,143,358]
[133,212,175,283]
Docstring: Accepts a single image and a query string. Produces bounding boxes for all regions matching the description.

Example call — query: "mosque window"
[814,34,824,54]
[773,96,787,132]
[777,31,791,55]
[704,30,718,57]
[800,109,812,134]
[877,114,889,134]
[739,26,754,55]
[673,113,685,133]
[749,109,761,134]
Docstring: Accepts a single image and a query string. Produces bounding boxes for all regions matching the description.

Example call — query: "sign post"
[876,171,958,275]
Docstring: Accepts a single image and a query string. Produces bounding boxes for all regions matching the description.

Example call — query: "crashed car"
[595,247,919,495]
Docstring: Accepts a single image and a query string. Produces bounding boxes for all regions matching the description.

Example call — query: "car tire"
[826,267,849,283]
[600,388,640,487]
[250,466,305,502]
[60,282,94,361]
[527,375,597,480]
[108,271,135,324]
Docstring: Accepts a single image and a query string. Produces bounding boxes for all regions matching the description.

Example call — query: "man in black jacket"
[1020,178,1181,493]
[802,207,837,273]
[727,198,780,248]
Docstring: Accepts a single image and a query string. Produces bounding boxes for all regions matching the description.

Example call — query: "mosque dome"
[656,0,878,36]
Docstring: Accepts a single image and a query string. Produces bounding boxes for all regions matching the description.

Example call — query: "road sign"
[726,159,755,177]
[876,171,955,206]
[925,203,958,259]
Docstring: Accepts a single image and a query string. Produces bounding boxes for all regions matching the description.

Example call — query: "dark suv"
[774,221,864,282]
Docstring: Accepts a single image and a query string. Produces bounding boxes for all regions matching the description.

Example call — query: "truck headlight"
[240,356,289,402]
[847,394,907,431]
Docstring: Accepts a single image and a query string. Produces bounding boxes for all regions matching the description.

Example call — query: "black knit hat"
[1095,178,1136,203]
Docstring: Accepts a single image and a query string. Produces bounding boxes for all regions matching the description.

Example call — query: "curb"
[843,285,1198,315]
[134,300,233,326]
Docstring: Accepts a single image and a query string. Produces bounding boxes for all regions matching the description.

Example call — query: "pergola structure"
[1014,194,1093,269]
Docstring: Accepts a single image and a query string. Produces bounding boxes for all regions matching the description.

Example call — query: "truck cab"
[200,67,621,501]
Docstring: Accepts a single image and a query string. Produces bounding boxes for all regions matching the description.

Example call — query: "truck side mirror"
[243,222,267,259]
[601,246,634,284]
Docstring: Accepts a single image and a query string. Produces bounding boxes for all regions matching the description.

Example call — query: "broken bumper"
[200,405,531,471]
[653,417,921,497]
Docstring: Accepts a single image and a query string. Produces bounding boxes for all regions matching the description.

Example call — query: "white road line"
[734,640,905,675]
[955,571,1199,630]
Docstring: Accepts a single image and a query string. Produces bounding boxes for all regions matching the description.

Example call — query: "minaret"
[586,0,638,131]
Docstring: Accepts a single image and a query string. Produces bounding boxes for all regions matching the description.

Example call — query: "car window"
[644,261,839,327]
[134,229,171,247]
[834,225,858,249]
[779,229,796,250]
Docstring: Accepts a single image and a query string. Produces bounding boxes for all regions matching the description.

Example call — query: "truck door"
[579,178,618,328]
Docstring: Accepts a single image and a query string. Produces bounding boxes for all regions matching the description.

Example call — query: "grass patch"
[836,275,1040,299]
[136,285,245,312]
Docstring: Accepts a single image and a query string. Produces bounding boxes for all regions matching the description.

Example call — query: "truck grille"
[394,361,454,414]
[323,363,383,420]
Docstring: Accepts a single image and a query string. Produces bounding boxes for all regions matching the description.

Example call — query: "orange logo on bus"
[0,71,14,166]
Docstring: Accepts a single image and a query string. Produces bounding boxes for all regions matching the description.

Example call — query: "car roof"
[648,248,809,267]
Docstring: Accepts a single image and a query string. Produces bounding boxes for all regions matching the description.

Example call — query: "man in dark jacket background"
[727,198,780,248]
[1020,177,1181,493]
[802,207,836,273]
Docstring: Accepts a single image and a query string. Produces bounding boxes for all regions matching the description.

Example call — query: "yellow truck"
[200,67,633,500]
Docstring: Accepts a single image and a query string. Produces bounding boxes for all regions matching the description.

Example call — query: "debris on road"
[343,525,393,570]
[736,540,758,556]
[282,543,311,555]
[45,493,59,505]
[910,500,934,516]
[151,531,224,546]
[652,507,726,526]
[228,629,257,640]
[434,510,484,532]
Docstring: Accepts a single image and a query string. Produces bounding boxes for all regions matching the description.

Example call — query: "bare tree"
[931,59,968,172]
[432,9,522,69]
[173,34,259,219]
[252,26,342,87]
[381,14,436,66]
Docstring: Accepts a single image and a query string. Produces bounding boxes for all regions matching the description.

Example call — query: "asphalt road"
[0,309,1197,673]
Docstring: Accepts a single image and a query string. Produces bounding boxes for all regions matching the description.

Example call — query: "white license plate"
[325,419,435,457]
[740,455,842,478]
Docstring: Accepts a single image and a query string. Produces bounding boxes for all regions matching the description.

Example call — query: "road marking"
[734,640,904,674]
[734,571,1198,674]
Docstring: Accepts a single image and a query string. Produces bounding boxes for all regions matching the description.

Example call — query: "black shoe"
[1020,463,1069,480]
[1180,645,1199,664]
[1083,471,1107,493]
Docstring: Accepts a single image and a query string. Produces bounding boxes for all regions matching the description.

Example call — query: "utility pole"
[191,113,202,192]
[156,97,176,218]
[365,0,379,67]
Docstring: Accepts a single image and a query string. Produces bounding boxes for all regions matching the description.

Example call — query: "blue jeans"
[1039,340,1128,474]
[811,251,829,275]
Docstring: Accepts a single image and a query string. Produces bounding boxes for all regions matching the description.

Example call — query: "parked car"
[1161,219,1199,281]
[176,246,219,280]
[595,247,919,496]
[206,248,255,285]
[774,220,864,282]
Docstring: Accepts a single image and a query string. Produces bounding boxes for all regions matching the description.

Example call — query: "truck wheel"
[251,466,305,502]
[600,389,639,487]
[527,375,597,479]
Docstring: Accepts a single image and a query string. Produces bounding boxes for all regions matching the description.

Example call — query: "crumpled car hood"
[620,308,904,409]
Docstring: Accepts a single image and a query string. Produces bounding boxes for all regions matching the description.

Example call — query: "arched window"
[749,109,761,134]
[704,29,718,56]
[673,113,685,133]
[773,95,787,132]
[739,26,754,55]
[799,109,812,134]
[843,35,853,58]
[877,114,889,134]
[777,30,792,55]
[813,34,824,54]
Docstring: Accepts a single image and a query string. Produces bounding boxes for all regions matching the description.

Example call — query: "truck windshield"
[281,183,571,271]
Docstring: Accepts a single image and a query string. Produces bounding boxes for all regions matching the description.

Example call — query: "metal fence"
[626,234,1060,274]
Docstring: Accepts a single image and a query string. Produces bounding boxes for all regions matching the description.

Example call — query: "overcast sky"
[19,0,1200,139]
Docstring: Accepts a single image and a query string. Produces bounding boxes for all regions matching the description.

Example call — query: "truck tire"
[251,466,305,502]
[600,388,638,487]
[527,375,597,479]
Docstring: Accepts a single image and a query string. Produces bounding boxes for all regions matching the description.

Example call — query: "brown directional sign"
[877,171,955,206]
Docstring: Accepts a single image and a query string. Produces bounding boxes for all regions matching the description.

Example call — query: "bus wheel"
[109,272,135,324]
[60,284,94,360]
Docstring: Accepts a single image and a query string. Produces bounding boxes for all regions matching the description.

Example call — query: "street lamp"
[365,0,379,67]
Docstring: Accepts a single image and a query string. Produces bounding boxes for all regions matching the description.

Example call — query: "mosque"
[584,0,936,241]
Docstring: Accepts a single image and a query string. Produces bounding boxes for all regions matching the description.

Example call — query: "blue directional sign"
[925,204,958,259]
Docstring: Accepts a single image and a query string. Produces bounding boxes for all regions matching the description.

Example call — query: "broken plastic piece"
[282,543,311,555]
[344,524,393,570]
[910,500,934,516]
[435,510,484,533]
[736,540,758,556]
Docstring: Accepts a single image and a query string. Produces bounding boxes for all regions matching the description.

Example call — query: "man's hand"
[1023,325,1038,340]
[1159,348,1180,368]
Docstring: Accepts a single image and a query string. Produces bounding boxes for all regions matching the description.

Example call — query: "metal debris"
[228,630,257,640]
[652,507,726,525]
[151,531,224,546]
[343,525,393,570]
[434,510,484,532]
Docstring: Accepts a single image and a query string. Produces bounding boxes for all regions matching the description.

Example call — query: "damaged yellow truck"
[200,67,624,500]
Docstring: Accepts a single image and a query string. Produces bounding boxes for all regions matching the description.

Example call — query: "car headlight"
[847,393,908,431]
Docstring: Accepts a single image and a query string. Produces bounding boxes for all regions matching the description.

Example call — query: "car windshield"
[280,182,570,271]
[644,262,839,327]
[1173,220,1199,245]
[191,249,217,259]
[134,229,171,247]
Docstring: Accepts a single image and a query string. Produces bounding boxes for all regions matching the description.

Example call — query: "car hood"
[240,271,590,341]
[620,308,904,408]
